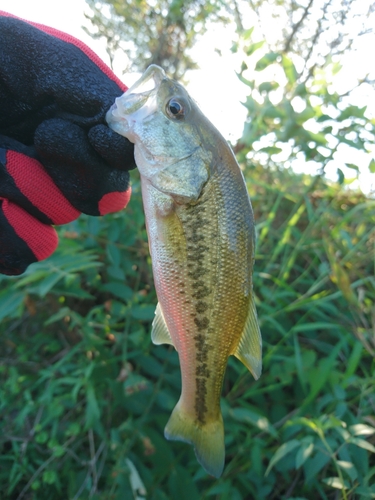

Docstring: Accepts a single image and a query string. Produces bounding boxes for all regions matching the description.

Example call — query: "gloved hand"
[0,12,135,275]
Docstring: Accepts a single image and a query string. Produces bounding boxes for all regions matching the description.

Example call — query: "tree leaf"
[337,168,345,184]
[265,439,300,475]
[304,451,331,482]
[282,55,298,85]
[102,282,133,301]
[242,27,255,40]
[246,40,265,56]
[230,407,278,437]
[131,304,156,320]
[294,82,307,96]
[349,424,375,437]
[255,52,279,71]
[0,290,24,321]
[349,437,375,453]
[43,470,58,485]
[106,243,121,267]
[337,460,358,481]
[345,163,359,171]
[35,274,64,297]
[168,465,200,500]
[295,438,314,469]
[323,477,349,489]
[125,459,147,500]
[259,81,279,93]
[258,146,283,155]
[338,105,366,121]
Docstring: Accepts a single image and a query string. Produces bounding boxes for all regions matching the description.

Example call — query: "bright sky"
[0,0,246,139]
[1,0,374,193]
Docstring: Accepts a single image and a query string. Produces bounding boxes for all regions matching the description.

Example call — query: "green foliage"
[240,0,375,83]
[1,165,374,498]
[236,39,375,183]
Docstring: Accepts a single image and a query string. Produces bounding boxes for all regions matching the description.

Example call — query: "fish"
[106,65,262,478]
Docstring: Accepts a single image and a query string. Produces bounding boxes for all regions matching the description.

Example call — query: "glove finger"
[0,197,58,275]
[0,15,129,151]
[0,144,80,225]
[88,124,136,172]
[34,118,131,215]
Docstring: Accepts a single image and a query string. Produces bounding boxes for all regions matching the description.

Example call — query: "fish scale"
[106,64,262,478]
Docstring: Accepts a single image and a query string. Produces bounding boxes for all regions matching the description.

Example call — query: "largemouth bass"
[106,65,262,478]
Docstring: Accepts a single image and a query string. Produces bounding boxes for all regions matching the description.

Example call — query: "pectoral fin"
[234,296,262,379]
[151,303,175,347]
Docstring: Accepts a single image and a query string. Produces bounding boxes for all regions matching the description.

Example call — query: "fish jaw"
[106,65,165,142]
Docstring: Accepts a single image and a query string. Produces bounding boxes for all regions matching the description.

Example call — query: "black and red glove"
[0,12,135,275]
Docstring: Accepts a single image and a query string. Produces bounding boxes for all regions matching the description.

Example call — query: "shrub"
[0,168,374,499]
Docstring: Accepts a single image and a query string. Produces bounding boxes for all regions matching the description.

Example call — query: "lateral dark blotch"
[195,301,208,313]
[190,233,205,243]
[196,377,207,395]
[192,286,210,299]
[195,377,208,423]
[196,364,210,378]
[196,349,208,363]
[194,317,209,330]
[194,280,205,288]
[188,269,206,280]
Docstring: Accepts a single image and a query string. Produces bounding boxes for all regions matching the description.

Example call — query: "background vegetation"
[1,0,375,498]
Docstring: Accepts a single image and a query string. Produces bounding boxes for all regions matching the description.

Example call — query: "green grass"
[0,166,374,499]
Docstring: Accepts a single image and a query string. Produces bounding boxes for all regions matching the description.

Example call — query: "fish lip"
[106,65,167,129]
[115,65,166,115]
[127,64,166,96]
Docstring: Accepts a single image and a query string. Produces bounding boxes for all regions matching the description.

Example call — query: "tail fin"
[164,400,225,478]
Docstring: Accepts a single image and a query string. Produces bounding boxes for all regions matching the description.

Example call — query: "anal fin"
[234,295,262,379]
[151,303,175,347]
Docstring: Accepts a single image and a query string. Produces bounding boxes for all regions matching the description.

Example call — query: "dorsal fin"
[233,296,262,380]
[151,303,175,347]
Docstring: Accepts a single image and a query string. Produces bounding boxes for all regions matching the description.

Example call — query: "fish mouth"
[126,64,166,101]
[106,65,166,121]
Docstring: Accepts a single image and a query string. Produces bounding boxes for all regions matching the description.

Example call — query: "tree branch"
[284,0,315,53]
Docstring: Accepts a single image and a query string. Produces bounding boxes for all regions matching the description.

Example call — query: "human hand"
[0,12,135,275]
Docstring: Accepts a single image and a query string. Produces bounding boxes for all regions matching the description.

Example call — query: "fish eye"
[166,98,185,119]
